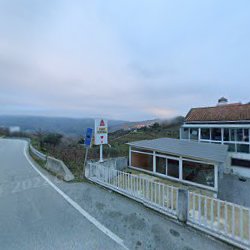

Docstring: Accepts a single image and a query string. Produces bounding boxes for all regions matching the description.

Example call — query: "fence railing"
[88,163,178,218]
[188,191,250,248]
[29,144,47,161]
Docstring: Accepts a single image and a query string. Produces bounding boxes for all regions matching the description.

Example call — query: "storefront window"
[156,157,166,174]
[243,129,249,142]
[225,143,236,152]
[131,152,153,171]
[211,128,221,141]
[201,128,210,140]
[236,144,249,153]
[182,160,214,187]
[229,129,236,141]
[167,159,179,178]
[223,128,229,141]
[190,128,198,140]
[236,129,243,141]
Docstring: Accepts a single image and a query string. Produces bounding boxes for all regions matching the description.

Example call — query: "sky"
[0,0,250,121]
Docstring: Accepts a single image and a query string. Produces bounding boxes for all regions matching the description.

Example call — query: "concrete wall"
[224,152,250,178]
[85,157,128,180]
[29,143,74,182]
[45,156,74,181]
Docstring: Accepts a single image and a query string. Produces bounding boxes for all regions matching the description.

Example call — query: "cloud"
[0,0,250,121]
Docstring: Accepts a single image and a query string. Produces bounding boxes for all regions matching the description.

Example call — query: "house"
[127,138,228,192]
[180,98,250,177]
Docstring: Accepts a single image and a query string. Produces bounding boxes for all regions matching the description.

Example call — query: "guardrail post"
[177,189,188,223]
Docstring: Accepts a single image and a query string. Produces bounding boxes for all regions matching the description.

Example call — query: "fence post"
[177,189,188,223]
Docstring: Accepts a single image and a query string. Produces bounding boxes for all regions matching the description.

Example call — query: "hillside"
[0,115,184,137]
[0,115,127,136]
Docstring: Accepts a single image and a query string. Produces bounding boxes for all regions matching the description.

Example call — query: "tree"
[150,122,161,129]
[35,129,45,149]
[43,133,63,147]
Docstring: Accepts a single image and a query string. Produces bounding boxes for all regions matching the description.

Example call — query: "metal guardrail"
[29,144,47,161]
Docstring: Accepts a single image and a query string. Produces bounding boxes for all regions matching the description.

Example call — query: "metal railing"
[88,164,178,218]
[87,164,250,249]
[29,144,47,161]
[188,192,250,248]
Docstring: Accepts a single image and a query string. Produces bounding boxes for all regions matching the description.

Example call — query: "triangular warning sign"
[100,120,105,126]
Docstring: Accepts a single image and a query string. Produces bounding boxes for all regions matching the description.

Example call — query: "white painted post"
[129,146,132,166]
[177,189,188,223]
[99,144,104,162]
[214,164,218,192]
[153,151,156,173]
[198,128,201,142]
[221,128,224,144]
[179,157,183,181]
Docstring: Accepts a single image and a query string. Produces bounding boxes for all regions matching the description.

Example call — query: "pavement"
[0,139,237,250]
[218,173,250,207]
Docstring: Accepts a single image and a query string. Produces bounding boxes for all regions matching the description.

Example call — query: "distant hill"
[0,115,127,136]
[0,115,184,136]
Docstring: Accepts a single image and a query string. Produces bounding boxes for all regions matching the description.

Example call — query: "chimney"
[217,97,228,106]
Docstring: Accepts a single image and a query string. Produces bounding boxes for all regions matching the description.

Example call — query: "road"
[0,139,236,250]
[0,139,125,250]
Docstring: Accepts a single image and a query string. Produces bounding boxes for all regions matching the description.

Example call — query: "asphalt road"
[0,139,236,250]
[0,139,125,250]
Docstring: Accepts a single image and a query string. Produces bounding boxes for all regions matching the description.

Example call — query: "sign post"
[94,119,108,163]
[83,128,93,177]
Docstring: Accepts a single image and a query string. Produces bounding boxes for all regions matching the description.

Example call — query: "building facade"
[128,138,228,192]
[180,98,250,177]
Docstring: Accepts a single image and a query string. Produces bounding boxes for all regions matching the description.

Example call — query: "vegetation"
[1,117,184,180]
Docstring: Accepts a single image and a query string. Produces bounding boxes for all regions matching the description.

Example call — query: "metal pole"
[99,144,104,162]
[83,147,89,178]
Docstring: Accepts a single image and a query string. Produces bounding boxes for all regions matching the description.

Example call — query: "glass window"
[225,143,236,152]
[190,128,198,140]
[243,129,249,142]
[167,159,179,178]
[131,152,153,171]
[211,128,221,141]
[236,129,243,141]
[182,160,215,187]
[223,128,229,141]
[201,128,210,140]
[181,128,189,139]
[236,144,249,153]
[229,129,236,141]
[156,157,166,175]
[232,158,250,168]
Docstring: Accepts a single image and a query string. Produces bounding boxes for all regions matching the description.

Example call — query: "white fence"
[188,192,250,249]
[88,163,178,218]
[87,164,250,249]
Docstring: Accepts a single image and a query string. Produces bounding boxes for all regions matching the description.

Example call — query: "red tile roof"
[185,103,250,122]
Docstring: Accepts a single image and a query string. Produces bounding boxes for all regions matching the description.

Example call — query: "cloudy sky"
[0,0,250,121]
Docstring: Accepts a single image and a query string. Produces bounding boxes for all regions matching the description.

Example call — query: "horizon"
[1,1,250,121]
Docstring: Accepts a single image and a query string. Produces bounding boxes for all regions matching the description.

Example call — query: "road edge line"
[23,143,128,250]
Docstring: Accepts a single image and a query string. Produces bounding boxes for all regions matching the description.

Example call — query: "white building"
[127,138,228,192]
[180,98,250,178]
[9,126,21,134]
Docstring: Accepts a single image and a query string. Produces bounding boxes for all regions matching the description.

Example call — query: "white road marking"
[23,143,128,250]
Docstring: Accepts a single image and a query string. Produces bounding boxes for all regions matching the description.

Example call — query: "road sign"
[84,128,93,148]
[94,119,108,145]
